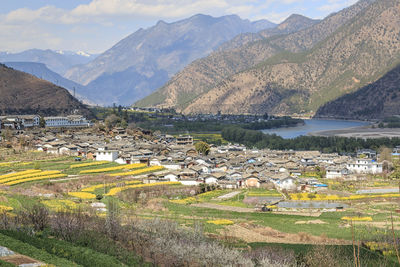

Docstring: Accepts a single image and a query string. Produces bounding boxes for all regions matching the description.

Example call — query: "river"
[261,119,369,139]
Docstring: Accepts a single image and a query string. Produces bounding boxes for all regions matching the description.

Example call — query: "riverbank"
[309,127,400,138]
[261,119,369,139]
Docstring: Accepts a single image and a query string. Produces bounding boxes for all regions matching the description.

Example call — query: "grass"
[0,259,15,267]
[246,188,281,197]
[0,232,80,267]
[0,230,128,267]
[165,202,355,240]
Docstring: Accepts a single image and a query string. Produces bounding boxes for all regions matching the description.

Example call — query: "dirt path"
[0,246,45,266]
[191,203,254,213]
[217,191,240,200]
[220,223,350,245]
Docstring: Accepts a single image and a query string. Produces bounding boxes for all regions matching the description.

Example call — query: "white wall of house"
[59,147,71,155]
[279,178,297,191]
[115,158,127,164]
[347,159,382,174]
[180,180,200,186]
[205,177,218,184]
[96,151,118,162]
[45,116,90,128]
[326,170,343,179]
[150,159,161,166]
[164,164,181,170]
[165,174,178,181]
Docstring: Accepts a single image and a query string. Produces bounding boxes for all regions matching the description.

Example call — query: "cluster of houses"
[19,126,388,192]
[0,115,91,130]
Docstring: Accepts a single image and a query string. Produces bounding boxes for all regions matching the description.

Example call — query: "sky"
[0,0,358,54]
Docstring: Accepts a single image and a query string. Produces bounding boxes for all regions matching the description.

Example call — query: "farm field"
[0,150,399,266]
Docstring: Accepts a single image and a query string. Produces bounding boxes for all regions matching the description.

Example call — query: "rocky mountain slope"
[137,0,375,110]
[0,64,91,117]
[316,64,400,119]
[216,14,320,52]
[183,0,399,115]
[0,49,96,75]
[3,62,91,104]
[65,14,276,106]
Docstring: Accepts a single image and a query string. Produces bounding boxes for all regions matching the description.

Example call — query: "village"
[0,113,400,266]
[0,115,396,198]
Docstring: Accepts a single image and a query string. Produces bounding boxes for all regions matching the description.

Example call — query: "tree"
[123,110,129,122]
[195,141,210,155]
[379,146,392,163]
[39,117,46,128]
[105,114,120,129]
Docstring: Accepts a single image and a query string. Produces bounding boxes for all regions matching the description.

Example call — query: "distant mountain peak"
[76,51,91,57]
[276,13,320,31]
[65,13,279,105]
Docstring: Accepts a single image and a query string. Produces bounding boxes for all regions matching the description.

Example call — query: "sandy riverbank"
[309,127,400,138]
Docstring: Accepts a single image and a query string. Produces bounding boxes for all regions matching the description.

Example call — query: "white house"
[326,166,349,179]
[0,115,39,129]
[278,177,297,191]
[180,180,200,186]
[95,150,118,162]
[164,173,179,182]
[163,163,182,170]
[44,115,91,128]
[346,159,383,174]
[204,175,219,185]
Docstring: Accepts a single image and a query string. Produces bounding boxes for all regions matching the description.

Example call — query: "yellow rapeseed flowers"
[105,181,181,196]
[341,216,373,221]
[109,166,164,177]
[4,173,67,186]
[70,161,108,169]
[81,180,141,192]
[0,205,13,212]
[80,163,146,174]
[0,169,41,181]
[207,219,234,225]
[42,199,78,211]
[0,170,61,184]
[68,192,96,199]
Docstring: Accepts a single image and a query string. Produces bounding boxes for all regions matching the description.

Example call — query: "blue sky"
[0,0,358,54]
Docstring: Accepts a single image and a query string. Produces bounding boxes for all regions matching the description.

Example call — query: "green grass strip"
[0,259,15,267]
[0,230,126,267]
[0,232,80,267]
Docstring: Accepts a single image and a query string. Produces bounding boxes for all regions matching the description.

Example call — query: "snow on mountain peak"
[76,51,91,57]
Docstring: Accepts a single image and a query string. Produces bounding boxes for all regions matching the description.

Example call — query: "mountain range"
[137,0,378,113]
[64,14,276,105]
[0,64,91,117]
[316,64,400,119]
[3,0,399,120]
[183,0,400,116]
[0,49,96,76]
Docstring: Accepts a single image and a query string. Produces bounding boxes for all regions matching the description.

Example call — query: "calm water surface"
[262,119,368,139]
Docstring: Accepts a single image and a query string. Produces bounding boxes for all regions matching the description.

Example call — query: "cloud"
[72,0,231,19]
[5,6,79,24]
[3,0,306,25]
[0,0,358,53]
[0,22,62,52]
